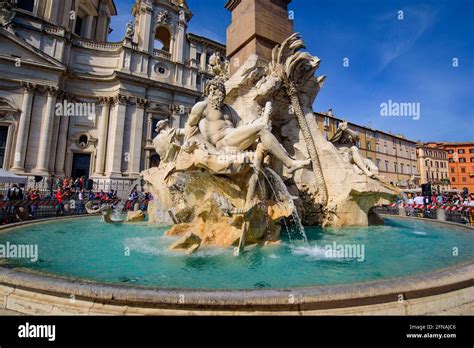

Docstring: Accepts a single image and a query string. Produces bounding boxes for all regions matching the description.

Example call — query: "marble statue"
[184,78,310,174]
[0,0,15,28]
[330,121,380,178]
[155,10,171,25]
[152,119,183,164]
[125,21,134,39]
[207,52,229,80]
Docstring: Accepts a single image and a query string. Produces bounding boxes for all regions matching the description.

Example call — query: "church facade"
[0,0,224,193]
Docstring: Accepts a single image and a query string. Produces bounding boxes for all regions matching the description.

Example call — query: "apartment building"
[441,142,474,193]
[416,142,450,191]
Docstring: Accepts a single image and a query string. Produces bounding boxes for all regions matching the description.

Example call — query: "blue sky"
[109,0,474,142]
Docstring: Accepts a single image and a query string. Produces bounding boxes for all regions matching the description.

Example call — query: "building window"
[448,149,454,154]
[196,52,202,64]
[367,142,371,151]
[335,120,340,129]
[459,158,466,163]
[400,163,404,174]
[471,157,474,163]
[461,167,466,173]
[74,16,84,36]
[462,177,466,182]
[449,158,454,163]
[469,148,474,153]
[324,116,330,127]
[458,149,465,154]
[17,0,35,12]
[385,161,389,172]
[451,167,455,173]
[452,177,456,182]
[376,159,381,169]
[394,162,398,173]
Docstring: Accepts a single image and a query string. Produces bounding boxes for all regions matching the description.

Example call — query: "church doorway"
[0,126,8,169]
[71,153,91,179]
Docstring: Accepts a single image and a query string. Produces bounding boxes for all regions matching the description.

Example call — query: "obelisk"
[225,0,293,75]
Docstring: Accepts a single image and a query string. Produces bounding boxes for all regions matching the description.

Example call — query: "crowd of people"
[1,177,153,222]
[400,191,474,207]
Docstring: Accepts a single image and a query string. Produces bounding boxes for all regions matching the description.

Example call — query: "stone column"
[138,3,153,53]
[54,93,72,176]
[33,86,59,175]
[11,83,36,172]
[129,98,147,176]
[83,15,94,39]
[105,95,128,177]
[147,113,154,141]
[200,48,207,71]
[94,97,112,176]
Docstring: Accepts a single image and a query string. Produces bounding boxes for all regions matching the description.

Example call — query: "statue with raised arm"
[330,121,379,178]
[184,78,310,174]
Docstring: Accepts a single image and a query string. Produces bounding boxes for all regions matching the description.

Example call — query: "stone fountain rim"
[0,214,473,312]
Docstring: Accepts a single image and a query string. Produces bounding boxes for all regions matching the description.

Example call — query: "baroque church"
[0,0,224,192]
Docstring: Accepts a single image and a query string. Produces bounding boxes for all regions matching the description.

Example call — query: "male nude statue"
[184,79,310,174]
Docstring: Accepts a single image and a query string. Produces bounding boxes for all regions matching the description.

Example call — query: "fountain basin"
[0,215,473,315]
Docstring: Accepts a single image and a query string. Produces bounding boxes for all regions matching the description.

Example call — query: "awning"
[0,169,28,184]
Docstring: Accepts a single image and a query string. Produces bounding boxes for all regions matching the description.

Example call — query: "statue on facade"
[155,10,171,25]
[125,21,134,39]
[0,0,15,29]
[330,121,380,178]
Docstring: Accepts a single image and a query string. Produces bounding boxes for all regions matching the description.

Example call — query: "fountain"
[0,34,471,316]
[141,33,397,254]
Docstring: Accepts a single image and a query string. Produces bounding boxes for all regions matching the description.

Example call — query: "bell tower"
[225,0,293,75]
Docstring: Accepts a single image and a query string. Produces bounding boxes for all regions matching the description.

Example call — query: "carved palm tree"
[268,33,328,206]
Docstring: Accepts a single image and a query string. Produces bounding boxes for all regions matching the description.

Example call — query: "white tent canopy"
[0,169,27,184]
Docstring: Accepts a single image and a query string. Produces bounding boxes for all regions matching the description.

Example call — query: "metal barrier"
[375,204,474,225]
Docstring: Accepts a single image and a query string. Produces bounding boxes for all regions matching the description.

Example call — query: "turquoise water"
[0,217,473,289]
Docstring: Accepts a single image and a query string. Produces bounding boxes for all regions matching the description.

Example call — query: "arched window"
[17,0,35,12]
[154,26,171,52]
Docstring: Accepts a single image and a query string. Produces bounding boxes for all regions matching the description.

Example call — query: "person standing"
[55,188,65,216]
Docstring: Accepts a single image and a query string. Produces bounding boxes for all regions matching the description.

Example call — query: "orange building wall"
[444,143,474,193]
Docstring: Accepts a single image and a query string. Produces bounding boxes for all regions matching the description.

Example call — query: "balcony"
[153,49,171,60]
